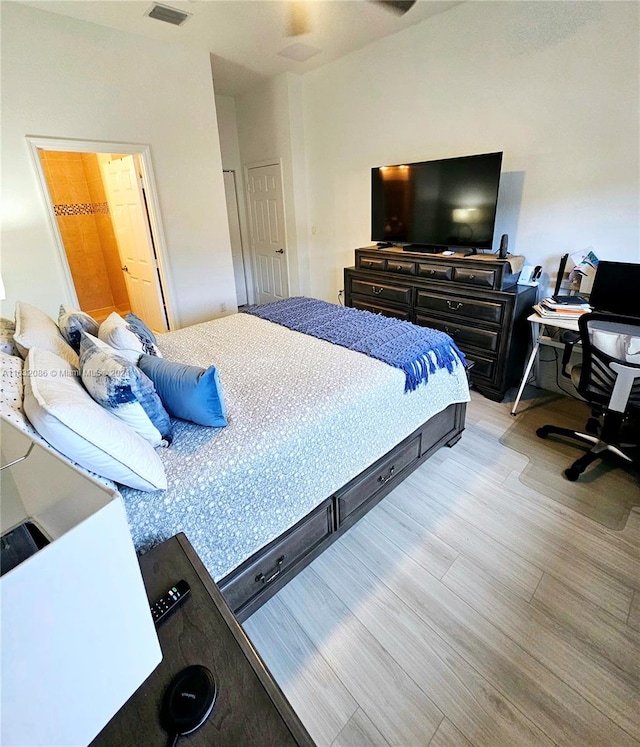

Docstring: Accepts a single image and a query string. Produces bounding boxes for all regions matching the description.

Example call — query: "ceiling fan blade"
[286,1,312,37]
[373,0,417,15]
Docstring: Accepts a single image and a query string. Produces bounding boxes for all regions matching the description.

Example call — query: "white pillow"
[13,301,79,368]
[98,312,162,365]
[23,348,166,491]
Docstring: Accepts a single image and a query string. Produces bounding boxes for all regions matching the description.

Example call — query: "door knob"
[121,265,129,272]
[275,249,284,254]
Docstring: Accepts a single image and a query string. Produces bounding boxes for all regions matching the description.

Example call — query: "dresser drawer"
[416,291,504,325]
[220,500,333,614]
[417,263,455,281]
[350,279,412,306]
[453,268,496,288]
[352,298,411,320]
[416,314,500,353]
[466,354,496,380]
[337,435,420,522]
[358,256,387,272]
[385,259,416,276]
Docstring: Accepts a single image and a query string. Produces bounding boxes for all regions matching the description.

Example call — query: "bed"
[1,303,469,620]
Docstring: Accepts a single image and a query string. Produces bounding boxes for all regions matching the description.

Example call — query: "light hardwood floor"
[243,391,640,746]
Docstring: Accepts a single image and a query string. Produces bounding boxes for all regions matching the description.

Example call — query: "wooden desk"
[510,313,581,415]
[92,534,315,747]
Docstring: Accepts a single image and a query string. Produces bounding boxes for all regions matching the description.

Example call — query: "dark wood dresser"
[92,534,315,747]
[345,246,537,401]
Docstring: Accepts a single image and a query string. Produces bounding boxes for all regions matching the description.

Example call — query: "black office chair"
[537,312,640,481]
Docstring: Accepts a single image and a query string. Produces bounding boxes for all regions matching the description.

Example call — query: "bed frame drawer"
[219,499,334,617]
[336,435,420,523]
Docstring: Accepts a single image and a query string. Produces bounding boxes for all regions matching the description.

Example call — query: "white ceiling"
[22,0,463,95]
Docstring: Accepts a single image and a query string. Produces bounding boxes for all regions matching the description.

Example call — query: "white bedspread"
[120,313,470,580]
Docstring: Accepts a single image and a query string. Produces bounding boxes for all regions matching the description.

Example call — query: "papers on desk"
[569,247,599,295]
[533,297,592,319]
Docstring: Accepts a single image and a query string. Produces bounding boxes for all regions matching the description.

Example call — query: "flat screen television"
[371,151,503,252]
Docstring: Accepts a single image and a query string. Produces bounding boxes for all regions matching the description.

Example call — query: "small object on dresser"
[161,665,217,747]
[151,579,191,626]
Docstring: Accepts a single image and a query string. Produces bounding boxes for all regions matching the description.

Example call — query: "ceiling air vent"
[145,3,191,26]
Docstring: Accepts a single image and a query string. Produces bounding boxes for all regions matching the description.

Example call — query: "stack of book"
[533,295,592,319]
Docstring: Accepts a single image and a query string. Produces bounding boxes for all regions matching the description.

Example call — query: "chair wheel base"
[565,466,582,481]
[536,426,551,439]
[585,417,600,435]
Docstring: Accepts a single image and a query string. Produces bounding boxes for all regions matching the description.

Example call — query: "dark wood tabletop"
[92,533,315,746]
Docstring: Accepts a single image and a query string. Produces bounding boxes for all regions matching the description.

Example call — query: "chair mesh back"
[578,313,640,412]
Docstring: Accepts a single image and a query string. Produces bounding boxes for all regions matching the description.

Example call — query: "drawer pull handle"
[445,327,461,337]
[447,301,463,310]
[255,555,285,585]
[469,274,475,280]
[429,269,436,275]
[372,286,384,295]
[377,465,396,485]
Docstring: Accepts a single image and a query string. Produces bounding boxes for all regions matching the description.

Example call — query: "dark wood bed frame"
[219,401,466,621]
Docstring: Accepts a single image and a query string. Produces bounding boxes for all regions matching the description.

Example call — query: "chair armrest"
[559,330,581,378]
[609,361,640,413]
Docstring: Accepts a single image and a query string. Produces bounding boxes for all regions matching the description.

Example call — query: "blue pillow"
[79,333,172,446]
[138,354,227,427]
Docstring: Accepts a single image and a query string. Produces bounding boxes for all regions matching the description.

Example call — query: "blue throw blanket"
[242,297,466,392]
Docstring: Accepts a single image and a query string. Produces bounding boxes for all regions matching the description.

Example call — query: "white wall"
[308,1,640,300]
[215,93,254,302]
[240,0,637,303]
[235,73,310,297]
[0,2,236,327]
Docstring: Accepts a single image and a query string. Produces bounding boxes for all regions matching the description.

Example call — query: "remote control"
[150,580,190,626]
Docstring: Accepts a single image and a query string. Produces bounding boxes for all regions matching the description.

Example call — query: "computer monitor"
[588,261,640,317]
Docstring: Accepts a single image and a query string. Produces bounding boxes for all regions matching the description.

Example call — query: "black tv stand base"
[401,244,441,253]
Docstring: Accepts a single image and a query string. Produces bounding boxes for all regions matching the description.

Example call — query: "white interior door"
[246,163,289,305]
[100,155,168,333]
[223,171,248,307]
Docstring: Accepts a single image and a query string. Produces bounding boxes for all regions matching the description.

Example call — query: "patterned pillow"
[58,305,99,353]
[98,312,162,365]
[0,318,18,356]
[1,351,25,418]
[79,333,172,447]
[13,301,78,368]
[1,351,61,457]
[23,347,166,492]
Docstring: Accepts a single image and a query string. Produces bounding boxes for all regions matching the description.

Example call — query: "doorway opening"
[28,138,172,333]
[223,170,249,307]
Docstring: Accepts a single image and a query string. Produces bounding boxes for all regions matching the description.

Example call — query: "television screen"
[371,151,503,250]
